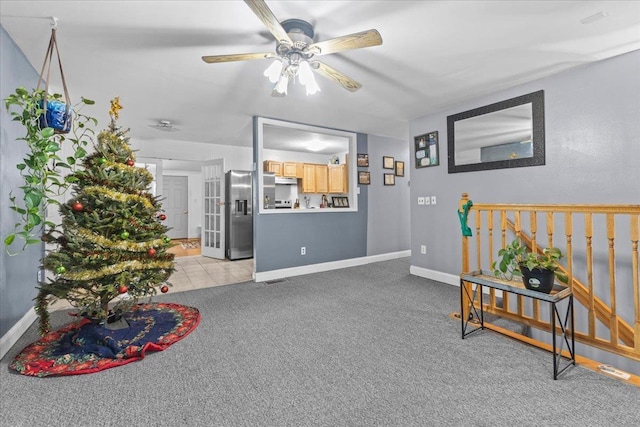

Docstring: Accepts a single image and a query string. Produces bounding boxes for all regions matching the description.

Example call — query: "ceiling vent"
[148,120,179,132]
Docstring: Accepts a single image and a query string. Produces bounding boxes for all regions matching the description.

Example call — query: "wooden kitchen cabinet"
[328,164,347,193]
[282,162,300,178]
[315,165,328,193]
[302,163,316,193]
[263,160,283,176]
[302,163,328,193]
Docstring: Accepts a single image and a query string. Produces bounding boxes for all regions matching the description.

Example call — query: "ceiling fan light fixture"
[274,73,289,95]
[264,59,283,83]
[298,61,321,95]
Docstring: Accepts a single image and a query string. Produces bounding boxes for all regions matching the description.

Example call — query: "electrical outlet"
[420,245,426,254]
[424,197,431,205]
[418,197,425,205]
[301,247,306,255]
[431,196,437,205]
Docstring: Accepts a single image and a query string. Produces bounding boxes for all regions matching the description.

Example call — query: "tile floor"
[168,255,254,292]
[50,254,254,311]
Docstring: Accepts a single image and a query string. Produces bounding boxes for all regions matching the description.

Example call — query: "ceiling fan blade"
[202,52,275,63]
[312,61,362,92]
[308,29,382,56]
[244,0,293,45]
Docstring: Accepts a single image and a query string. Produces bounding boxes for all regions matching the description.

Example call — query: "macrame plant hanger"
[37,17,72,133]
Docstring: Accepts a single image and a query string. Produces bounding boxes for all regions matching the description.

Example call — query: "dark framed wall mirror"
[447,90,545,173]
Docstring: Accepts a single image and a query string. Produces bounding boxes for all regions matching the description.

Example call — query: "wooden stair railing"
[458,193,640,362]
[514,221,635,349]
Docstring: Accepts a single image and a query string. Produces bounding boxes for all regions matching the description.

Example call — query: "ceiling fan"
[202,0,382,96]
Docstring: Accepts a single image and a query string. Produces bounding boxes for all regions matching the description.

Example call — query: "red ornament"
[118,285,128,294]
[158,214,167,221]
[160,285,169,294]
[126,159,135,166]
[147,248,157,257]
[72,202,84,212]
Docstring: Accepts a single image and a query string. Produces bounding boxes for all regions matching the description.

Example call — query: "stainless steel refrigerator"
[225,170,253,260]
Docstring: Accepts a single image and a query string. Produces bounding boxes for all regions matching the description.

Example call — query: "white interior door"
[201,159,225,259]
[162,176,189,239]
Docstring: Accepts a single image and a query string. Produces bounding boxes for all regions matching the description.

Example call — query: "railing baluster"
[475,210,482,271]
[631,215,639,352]
[488,211,496,310]
[565,212,574,290]
[585,213,595,338]
[500,210,509,311]
[607,214,618,345]
[515,211,524,316]
[530,211,540,321]
[547,212,554,249]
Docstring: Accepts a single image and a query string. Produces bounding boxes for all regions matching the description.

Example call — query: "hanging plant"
[3,86,97,254]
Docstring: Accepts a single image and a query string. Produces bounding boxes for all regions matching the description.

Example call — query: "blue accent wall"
[0,25,43,337]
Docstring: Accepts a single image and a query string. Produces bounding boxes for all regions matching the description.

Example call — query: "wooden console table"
[460,270,575,380]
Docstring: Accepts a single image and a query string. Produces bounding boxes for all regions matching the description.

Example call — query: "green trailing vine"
[492,238,569,284]
[3,87,97,254]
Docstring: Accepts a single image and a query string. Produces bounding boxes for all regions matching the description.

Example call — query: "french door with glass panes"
[201,159,224,259]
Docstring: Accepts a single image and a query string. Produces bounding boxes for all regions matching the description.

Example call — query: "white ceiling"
[2,1,639,151]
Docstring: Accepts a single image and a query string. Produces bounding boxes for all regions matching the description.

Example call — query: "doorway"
[162,175,189,239]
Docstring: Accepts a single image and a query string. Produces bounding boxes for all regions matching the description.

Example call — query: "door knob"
[183,210,189,214]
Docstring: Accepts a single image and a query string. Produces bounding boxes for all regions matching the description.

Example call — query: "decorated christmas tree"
[38,98,175,334]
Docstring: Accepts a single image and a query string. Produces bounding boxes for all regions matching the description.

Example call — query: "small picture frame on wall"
[383,156,395,169]
[395,161,405,177]
[415,131,439,168]
[358,171,371,185]
[357,153,369,167]
[384,173,395,186]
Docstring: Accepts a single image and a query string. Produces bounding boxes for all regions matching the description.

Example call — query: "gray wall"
[409,49,640,276]
[366,134,411,256]
[409,49,640,373]
[0,26,42,337]
[254,132,369,272]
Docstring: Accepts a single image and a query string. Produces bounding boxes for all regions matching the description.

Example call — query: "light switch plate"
[425,197,431,205]
[418,197,425,205]
[431,196,437,205]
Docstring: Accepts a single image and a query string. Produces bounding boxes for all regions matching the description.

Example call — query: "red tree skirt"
[10,303,200,377]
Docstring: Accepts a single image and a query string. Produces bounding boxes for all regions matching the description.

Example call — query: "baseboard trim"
[255,250,411,282]
[0,307,37,360]
[409,265,460,287]
[410,265,505,300]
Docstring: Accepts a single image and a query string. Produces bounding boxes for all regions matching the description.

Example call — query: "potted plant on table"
[492,238,569,293]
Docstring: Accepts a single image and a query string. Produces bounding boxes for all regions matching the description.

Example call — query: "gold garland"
[110,162,154,180]
[83,185,154,209]
[76,227,165,251]
[61,259,174,281]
